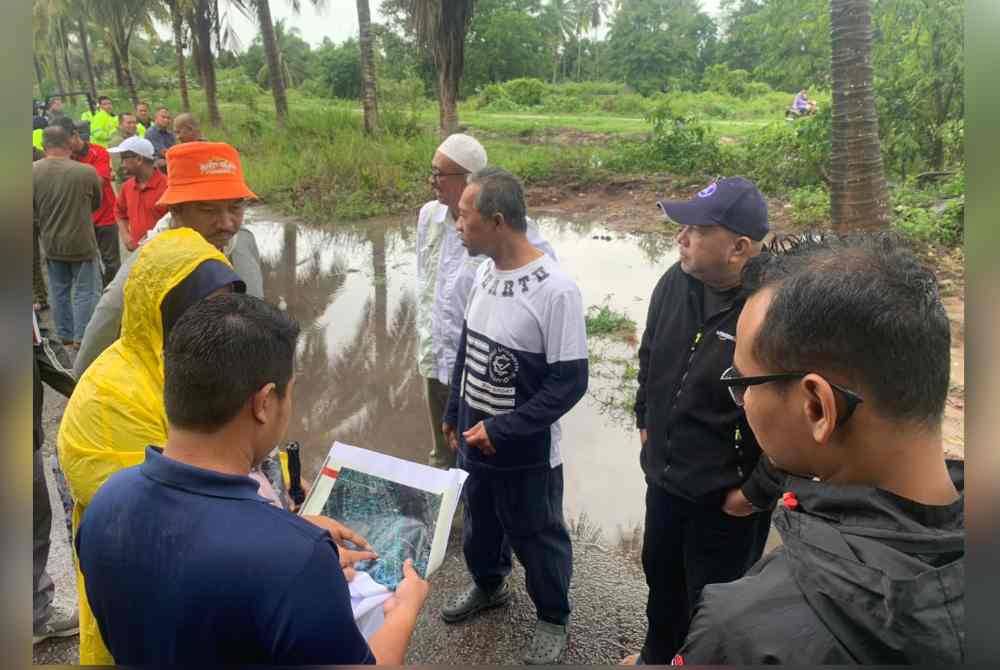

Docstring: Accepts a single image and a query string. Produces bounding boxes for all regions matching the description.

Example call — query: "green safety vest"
[33,128,43,152]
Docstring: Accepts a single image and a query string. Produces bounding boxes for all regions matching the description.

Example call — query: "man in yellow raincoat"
[57,140,258,664]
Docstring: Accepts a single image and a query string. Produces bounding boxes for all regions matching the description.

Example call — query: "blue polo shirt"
[76,446,375,665]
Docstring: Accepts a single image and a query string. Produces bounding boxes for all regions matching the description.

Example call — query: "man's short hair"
[42,126,71,150]
[467,167,528,233]
[164,294,300,432]
[98,95,111,104]
[119,112,136,124]
[156,106,170,114]
[741,233,950,426]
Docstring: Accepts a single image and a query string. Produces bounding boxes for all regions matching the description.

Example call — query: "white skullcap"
[436,133,487,173]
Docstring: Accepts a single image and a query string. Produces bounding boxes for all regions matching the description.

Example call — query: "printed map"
[322,467,442,589]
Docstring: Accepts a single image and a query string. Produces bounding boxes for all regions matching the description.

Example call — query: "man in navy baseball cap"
[624,175,781,665]
[657,176,769,241]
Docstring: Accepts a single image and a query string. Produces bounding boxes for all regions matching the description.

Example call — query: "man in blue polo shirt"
[76,294,429,665]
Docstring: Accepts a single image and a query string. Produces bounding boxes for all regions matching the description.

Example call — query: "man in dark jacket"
[677,233,964,664]
[627,177,783,665]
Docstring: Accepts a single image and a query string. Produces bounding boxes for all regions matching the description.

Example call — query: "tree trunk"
[58,22,77,104]
[170,0,191,112]
[829,0,890,231]
[189,23,205,88]
[120,50,139,106]
[110,45,126,89]
[357,0,379,134]
[438,70,459,135]
[257,0,289,126]
[50,55,66,98]
[34,54,45,89]
[195,1,222,126]
[77,19,98,100]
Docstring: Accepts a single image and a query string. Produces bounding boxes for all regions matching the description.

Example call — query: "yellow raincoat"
[57,228,233,664]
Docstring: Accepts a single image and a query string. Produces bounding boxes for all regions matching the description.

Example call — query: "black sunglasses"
[720,366,864,426]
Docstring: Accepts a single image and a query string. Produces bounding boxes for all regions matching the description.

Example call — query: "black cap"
[74,120,91,141]
[657,176,769,241]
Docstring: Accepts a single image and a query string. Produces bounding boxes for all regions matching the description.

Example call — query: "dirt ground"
[525,178,966,459]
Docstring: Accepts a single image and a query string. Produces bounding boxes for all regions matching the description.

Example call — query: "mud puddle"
[246,207,675,545]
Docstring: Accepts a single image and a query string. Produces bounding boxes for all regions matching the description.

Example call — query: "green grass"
[585,302,638,342]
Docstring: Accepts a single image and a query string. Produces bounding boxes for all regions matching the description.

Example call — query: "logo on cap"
[697,183,717,198]
[200,158,237,175]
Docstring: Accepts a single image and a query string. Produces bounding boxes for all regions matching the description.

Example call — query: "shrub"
[502,78,548,107]
[788,186,830,226]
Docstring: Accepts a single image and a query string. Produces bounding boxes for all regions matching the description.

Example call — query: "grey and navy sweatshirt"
[444,253,589,472]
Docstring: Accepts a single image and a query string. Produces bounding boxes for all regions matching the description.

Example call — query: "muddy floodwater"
[246,207,678,545]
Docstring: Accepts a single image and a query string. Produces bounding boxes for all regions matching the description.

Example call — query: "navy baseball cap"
[657,176,769,241]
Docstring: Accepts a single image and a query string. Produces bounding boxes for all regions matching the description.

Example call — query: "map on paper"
[300,442,468,593]
[320,467,442,588]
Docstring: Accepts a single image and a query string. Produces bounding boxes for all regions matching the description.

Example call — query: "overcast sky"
[224,0,725,51]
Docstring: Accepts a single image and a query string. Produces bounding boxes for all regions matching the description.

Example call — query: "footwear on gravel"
[440,581,511,623]
[523,619,568,664]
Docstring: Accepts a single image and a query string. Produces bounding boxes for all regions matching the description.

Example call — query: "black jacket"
[677,460,965,664]
[635,262,781,508]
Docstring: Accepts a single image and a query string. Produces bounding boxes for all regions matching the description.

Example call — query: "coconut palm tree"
[544,0,577,83]
[165,0,192,112]
[356,0,379,134]
[88,0,160,105]
[407,0,475,135]
[829,0,890,230]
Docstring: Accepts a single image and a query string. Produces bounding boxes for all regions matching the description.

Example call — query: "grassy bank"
[112,85,963,247]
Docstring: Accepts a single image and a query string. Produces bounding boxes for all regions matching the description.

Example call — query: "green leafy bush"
[502,78,548,107]
[788,186,830,226]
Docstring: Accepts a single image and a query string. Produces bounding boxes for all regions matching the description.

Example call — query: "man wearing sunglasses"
[625,176,783,666]
[676,234,964,664]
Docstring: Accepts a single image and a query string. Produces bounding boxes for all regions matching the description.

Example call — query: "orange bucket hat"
[155,141,258,207]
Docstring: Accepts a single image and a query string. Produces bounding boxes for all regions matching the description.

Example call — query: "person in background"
[74,141,264,377]
[57,118,119,287]
[89,96,117,147]
[145,107,176,171]
[416,133,555,473]
[173,112,204,143]
[441,168,588,664]
[134,101,151,137]
[107,113,139,193]
[108,137,168,254]
[623,177,782,665]
[45,96,65,123]
[790,89,817,117]
[32,120,48,311]
[33,311,78,645]
[677,233,964,665]
[76,293,430,665]
[33,125,102,348]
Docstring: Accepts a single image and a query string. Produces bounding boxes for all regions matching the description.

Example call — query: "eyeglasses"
[720,366,864,426]
[430,169,466,182]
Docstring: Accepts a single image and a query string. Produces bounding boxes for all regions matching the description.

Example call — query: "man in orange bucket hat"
[75,141,266,378]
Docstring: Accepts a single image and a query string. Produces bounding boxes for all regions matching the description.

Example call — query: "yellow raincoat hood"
[57,227,233,664]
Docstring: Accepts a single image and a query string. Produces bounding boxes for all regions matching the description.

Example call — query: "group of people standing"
[32,94,204,347]
[32,122,964,665]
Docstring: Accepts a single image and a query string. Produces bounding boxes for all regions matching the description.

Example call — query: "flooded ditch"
[246,207,677,547]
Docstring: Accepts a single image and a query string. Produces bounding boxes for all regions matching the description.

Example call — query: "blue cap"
[657,176,769,241]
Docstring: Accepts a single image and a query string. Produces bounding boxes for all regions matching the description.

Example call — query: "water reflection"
[247,208,678,543]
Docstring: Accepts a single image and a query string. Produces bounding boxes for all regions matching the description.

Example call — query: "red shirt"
[74,143,117,227]
[115,169,169,248]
